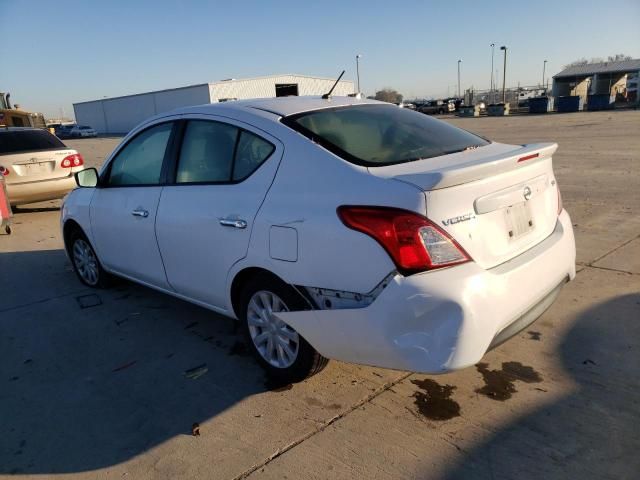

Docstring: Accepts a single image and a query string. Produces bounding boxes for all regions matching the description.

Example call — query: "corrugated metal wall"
[73,84,210,134]
[74,76,355,134]
[210,75,354,101]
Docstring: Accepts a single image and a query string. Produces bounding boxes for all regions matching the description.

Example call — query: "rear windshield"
[282,104,489,166]
[0,130,66,155]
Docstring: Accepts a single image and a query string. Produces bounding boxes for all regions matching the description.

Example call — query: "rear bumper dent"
[276,210,576,374]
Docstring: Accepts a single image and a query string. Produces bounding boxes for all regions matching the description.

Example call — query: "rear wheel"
[68,230,111,288]
[239,273,328,382]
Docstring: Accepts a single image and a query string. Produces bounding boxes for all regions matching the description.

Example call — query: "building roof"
[211,73,353,85]
[554,59,640,79]
[73,74,354,105]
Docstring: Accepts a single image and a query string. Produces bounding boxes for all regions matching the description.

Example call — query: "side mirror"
[75,168,100,188]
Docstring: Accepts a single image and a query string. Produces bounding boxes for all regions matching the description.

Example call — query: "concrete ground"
[1,111,638,479]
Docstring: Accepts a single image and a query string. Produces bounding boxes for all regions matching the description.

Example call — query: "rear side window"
[233,131,275,181]
[108,122,173,186]
[283,104,489,166]
[0,130,66,155]
[177,121,237,183]
[175,120,275,184]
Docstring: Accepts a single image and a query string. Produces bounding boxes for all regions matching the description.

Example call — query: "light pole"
[490,44,495,104]
[500,46,507,104]
[457,59,461,98]
[355,54,362,93]
[542,59,547,91]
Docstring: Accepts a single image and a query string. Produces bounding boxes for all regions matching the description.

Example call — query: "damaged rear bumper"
[275,210,576,374]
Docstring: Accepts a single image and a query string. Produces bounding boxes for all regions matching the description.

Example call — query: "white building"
[73,74,355,134]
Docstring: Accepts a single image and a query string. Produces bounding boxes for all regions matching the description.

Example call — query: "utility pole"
[457,59,461,98]
[490,44,495,104]
[500,46,508,104]
[542,59,547,91]
[355,54,362,93]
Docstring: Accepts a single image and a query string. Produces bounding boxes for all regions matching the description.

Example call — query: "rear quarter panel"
[227,131,427,307]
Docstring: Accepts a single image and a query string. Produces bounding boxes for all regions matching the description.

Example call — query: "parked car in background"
[62,96,575,383]
[55,124,76,139]
[418,100,454,115]
[0,127,84,205]
[69,125,97,138]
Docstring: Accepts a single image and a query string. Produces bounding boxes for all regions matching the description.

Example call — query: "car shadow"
[11,205,60,213]
[0,249,280,475]
[442,293,640,480]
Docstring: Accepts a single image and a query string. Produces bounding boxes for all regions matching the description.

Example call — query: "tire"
[239,272,328,382]
[68,229,111,288]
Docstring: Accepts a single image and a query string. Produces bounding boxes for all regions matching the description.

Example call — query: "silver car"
[0,127,85,206]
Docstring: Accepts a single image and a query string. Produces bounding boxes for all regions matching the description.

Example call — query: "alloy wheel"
[72,238,99,286]
[247,290,300,368]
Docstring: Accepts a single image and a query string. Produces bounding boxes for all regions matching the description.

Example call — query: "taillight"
[0,165,9,176]
[337,206,471,275]
[61,153,84,168]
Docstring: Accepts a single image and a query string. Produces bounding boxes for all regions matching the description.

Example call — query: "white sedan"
[61,96,575,382]
[68,125,97,138]
[1,127,85,206]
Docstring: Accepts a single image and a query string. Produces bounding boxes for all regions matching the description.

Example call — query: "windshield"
[0,130,66,155]
[282,104,489,166]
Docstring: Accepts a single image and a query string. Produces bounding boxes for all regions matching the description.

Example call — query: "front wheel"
[239,273,328,382]
[68,230,111,288]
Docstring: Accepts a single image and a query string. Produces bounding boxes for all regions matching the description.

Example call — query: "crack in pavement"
[585,233,640,267]
[584,264,636,275]
[235,372,414,480]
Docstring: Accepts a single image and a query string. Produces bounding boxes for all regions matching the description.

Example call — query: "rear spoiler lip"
[374,142,558,191]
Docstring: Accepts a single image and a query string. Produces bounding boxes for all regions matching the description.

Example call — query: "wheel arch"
[62,218,85,254]
[230,266,309,319]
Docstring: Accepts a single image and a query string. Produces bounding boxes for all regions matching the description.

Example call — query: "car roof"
[173,95,385,118]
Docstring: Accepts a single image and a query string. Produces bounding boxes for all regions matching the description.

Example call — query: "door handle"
[131,209,149,218]
[219,218,247,229]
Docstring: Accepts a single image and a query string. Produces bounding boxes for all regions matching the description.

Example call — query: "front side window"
[283,104,489,166]
[108,122,172,186]
[176,120,275,183]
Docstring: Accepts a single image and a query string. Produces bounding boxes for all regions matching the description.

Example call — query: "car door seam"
[154,186,176,292]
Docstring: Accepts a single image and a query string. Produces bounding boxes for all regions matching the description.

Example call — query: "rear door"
[155,116,283,309]
[90,121,176,289]
[0,129,76,185]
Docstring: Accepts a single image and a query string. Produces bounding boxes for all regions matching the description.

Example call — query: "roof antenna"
[322,70,345,100]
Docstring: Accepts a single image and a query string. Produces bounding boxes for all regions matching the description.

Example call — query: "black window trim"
[280,104,491,168]
[100,120,179,188]
[166,118,277,187]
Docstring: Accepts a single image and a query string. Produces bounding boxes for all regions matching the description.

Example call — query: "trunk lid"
[3,149,76,184]
[368,142,561,269]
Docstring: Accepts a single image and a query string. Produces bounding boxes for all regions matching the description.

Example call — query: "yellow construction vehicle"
[0,92,46,128]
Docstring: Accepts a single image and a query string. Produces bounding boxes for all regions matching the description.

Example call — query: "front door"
[155,117,282,309]
[90,121,175,289]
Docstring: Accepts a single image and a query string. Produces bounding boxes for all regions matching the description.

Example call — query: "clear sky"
[1,0,639,118]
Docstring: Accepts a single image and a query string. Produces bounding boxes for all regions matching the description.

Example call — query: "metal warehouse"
[552,59,640,103]
[73,74,355,134]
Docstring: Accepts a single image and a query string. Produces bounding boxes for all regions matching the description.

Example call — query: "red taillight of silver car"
[337,206,471,275]
[61,154,84,168]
